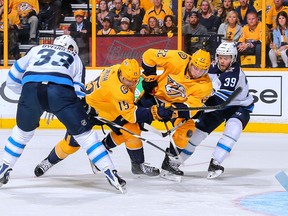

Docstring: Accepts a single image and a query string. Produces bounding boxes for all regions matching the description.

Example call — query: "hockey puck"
[186,130,193,138]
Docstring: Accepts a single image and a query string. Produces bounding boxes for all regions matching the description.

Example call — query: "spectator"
[266,0,288,31]
[141,16,163,34]
[162,14,177,36]
[38,0,62,30]
[171,0,178,17]
[0,1,21,59]
[126,0,145,33]
[108,0,128,32]
[198,0,221,33]
[237,11,262,67]
[217,11,242,42]
[140,0,173,34]
[182,11,208,55]
[106,0,114,10]
[97,16,117,35]
[140,0,154,12]
[182,0,198,26]
[269,11,288,67]
[117,17,134,34]
[253,0,274,17]
[234,0,257,26]
[64,9,91,66]
[10,0,39,44]
[215,0,234,23]
[97,0,109,31]
[196,0,222,12]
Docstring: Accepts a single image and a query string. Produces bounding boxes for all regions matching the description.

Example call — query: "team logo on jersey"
[235,111,242,116]
[178,52,188,60]
[120,85,128,94]
[165,76,186,98]
[81,119,87,126]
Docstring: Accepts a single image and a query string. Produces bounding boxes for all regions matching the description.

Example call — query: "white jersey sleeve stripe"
[215,92,228,101]
[14,61,25,73]
[8,71,22,84]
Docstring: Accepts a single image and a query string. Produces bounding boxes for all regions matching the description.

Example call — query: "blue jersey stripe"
[182,149,193,156]
[86,142,102,155]
[14,61,25,73]
[91,151,108,164]
[8,71,22,84]
[217,143,231,152]
[22,75,74,87]
[4,146,21,158]
[8,137,25,149]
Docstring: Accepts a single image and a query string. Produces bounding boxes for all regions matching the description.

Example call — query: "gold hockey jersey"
[85,65,138,123]
[142,49,213,117]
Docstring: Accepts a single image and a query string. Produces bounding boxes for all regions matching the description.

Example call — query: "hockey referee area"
[0,129,287,216]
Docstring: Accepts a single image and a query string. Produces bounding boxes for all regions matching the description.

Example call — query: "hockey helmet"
[119,59,141,82]
[190,49,211,76]
[215,42,237,66]
[53,35,79,54]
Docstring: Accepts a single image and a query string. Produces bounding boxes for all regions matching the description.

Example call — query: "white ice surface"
[0,129,287,216]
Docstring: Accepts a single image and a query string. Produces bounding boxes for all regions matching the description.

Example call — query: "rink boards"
[1,69,288,133]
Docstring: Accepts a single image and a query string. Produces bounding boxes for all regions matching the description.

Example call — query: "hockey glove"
[142,74,158,95]
[161,103,190,119]
[151,105,173,122]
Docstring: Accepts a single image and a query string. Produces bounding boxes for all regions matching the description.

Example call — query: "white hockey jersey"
[6,44,85,98]
[207,62,254,109]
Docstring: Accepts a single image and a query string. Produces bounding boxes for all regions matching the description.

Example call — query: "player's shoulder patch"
[178,52,188,60]
[120,85,128,94]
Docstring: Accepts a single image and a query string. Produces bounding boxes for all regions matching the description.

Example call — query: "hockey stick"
[142,119,187,138]
[143,87,243,137]
[154,97,184,164]
[168,87,243,111]
[275,170,288,192]
[94,116,174,157]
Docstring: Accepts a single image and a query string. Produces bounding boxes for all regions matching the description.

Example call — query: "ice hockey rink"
[0,129,287,216]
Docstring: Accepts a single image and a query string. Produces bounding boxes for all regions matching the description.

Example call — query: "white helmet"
[215,42,237,67]
[53,35,79,54]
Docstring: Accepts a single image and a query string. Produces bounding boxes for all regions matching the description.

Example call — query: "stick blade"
[275,170,288,192]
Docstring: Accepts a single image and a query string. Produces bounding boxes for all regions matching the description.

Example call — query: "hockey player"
[138,48,213,181]
[178,42,254,179]
[33,58,173,178]
[0,35,126,193]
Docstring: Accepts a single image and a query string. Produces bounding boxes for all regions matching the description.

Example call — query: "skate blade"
[117,185,127,194]
[207,170,223,179]
[160,170,182,182]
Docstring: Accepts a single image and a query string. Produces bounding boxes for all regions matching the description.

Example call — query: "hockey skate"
[207,158,224,179]
[131,162,160,176]
[34,158,54,177]
[160,152,183,182]
[0,163,12,187]
[104,168,126,193]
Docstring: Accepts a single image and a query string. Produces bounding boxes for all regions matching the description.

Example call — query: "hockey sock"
[74,130,115,171]
[126,148,144,164]
[3,126,34,167]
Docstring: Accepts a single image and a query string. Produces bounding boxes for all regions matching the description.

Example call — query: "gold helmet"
[191,49,211,71]
[119,59,141,82]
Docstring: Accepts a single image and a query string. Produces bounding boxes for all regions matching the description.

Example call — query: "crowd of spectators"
[1,0,288,68]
